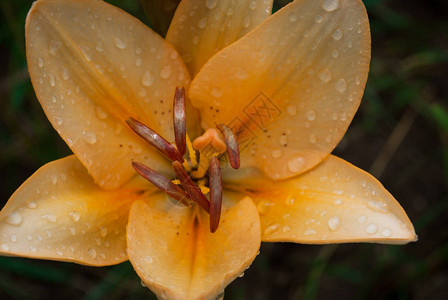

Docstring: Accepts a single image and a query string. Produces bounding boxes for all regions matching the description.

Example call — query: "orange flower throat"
[127,87,240,233]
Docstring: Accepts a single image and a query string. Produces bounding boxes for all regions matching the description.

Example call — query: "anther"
[209,156,222,233]
[132,162,191,206]
[216,123,240,169]
[126,118,183,163]
[172,161,211,213]
[173,87,186,157]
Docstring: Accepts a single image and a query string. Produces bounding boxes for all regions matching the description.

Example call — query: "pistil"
[127,87,241,233]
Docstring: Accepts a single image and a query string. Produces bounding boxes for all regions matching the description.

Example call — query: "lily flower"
[1,0,416,299]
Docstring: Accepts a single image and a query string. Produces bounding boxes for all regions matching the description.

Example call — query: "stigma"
[126,87,240,233]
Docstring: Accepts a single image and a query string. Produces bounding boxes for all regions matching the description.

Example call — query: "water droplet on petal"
[198,17,207,29]
[42,214,57,223]
[328,216,341,231]
[365,223,378,234]
[381,228,392,237]
[4,210,22,226]
[83,131,97,145]
[331,49,339,58]
[114,37,127,49]
[321,0,339,12]
[306,110,316,121]
[141,70,154,87]
[335,79,347,93]
[61,67,70,80]
[1,244,10,251]
[264,224,280,236]
[332,28,343,40]
[69,211,80,222]
[288,156,305,173]
[285,196,295,206]
[37,57,44,68]
[304,229,316,236]
[95,106,108,119]
[206,0,219,9]
[319,69,332,83]
[287,105,297,116]
[211,87,223,98]
[88,248,97,259]
[272,149,282,158]
[160,66,172,79]
[243,16,251,28]
[367,199,390,213]
[27,202,37,209]
[315,15,323,23]
[49,40,62,55]
[289,13,298,22]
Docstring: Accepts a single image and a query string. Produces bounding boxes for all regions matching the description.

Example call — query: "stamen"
[209,156,222,233]
[132,162,191,206]
[126,118,183,163]
[191,128,226,179]
[172,161,211,213]
[217,123,240,169]
[173,87,187,157]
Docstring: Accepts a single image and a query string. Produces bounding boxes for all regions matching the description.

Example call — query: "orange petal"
[224,156,417,245]
[127,192,260,299]
[190,0,371,180]
[26,0,191,189]
[0,156,146,266]
[167,0,273,76]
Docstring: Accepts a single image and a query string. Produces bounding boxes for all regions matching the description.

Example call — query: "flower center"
[126,87,240,233]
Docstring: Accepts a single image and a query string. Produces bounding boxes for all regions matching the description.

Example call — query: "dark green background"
[1,0,447,299]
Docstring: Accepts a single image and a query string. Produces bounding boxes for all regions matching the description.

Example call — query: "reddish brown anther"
[209,156,222,233]
[216,123,240,169]
[126,118,183,163]
[172,161,211,213]
[173,87,187,157]
[131,162,191,206]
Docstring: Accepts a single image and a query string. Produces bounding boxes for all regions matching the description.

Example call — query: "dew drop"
[42,214,57,223]
[309,134,317,143]
[319,69,332,83]
[315,15,323,23]
[243,16,251,28]
[321,0,339,12]
[83,131,97,145]
[56,250,64,256]
[287,105,297,116]
[192,36,200,45]
[331,49,339,58]
[264,224,280,235]
[327,216,341,231]
[88,248,97,259]
[95,106,108,119]
[141,70,154,87]
[249,1,256,10]
[114,37,127,49]
[4,210,23,226]
[1,244,10,251]
[332,28,343,40]
[99,226,108,237]
[381,228,392,237]
[198,17,207,29]
[335,78,347,93]
[96,42,103,52]
[49,39,62,55]
[61,67,70,80]
[271,149,282,158]
[365,223,378,234]
[288,156,305,173]
[49,73,56,87]
[289,13,298,22]
[27,202,37,209]
[205,0,219,9]
[279,135,288,146]
[37,57,44,68]
[306,110,316,121]
[285,196,295,206]
[367,199,390,213]
[160,66,172,79]
[235,69,248,79]
[211,87,223,98]
[304,229,316,236]
[69,211,81,222]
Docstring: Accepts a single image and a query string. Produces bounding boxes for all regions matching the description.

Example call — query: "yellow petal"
[127,192,260,299]
[224,156,416,245]
[0,156,145,266]
[167,0,273,76]
[190,0,370,179]
[26,0,191,189]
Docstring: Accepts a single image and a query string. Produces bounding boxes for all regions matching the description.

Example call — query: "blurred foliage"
[0,0,447,299]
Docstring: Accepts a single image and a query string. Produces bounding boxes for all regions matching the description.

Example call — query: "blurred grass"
[1,0,448,299]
